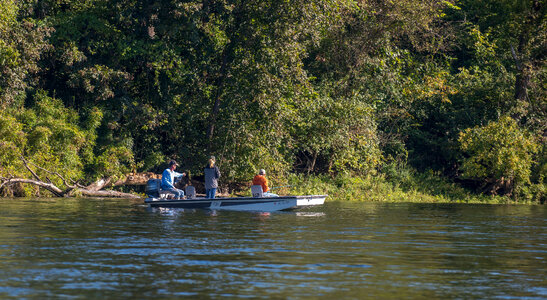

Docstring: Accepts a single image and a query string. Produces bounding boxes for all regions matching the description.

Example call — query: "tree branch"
[2,156,152,198]
[3,178,65,197]
[27,160,75,187]
[21,156,42,182]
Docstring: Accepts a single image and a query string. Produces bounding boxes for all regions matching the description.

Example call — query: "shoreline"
[3,171,543,205]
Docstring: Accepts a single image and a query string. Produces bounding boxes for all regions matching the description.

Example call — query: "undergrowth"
[277,170,518,204]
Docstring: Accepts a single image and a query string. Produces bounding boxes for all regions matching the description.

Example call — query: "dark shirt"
[204,166,220,189]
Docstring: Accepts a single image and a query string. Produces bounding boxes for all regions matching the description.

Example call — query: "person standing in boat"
[252,169,278,197]
[204,156,221,198]
[161,160,186,199]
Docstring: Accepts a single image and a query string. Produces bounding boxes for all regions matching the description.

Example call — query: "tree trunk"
[205,5,243,150]
[1,156,156,198]
[0,177,141,198]
[71,188,141,198]
[0,172,159,198]
[86,172,161,191]
[514,65,530,102]
[4,178,66,197]
[512,0,543,103]
[206,46,230,149]
[307,151,318,175]
[86,177,113,191]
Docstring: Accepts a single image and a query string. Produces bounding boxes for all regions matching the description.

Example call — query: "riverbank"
[124,168,542,204]
[4,168,541,204]
[267,171,536,204]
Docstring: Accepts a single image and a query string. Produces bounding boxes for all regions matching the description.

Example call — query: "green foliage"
[290,92,382,175]
[0,0,544,203]
[459,116,539,197]
[0,0,17,31]
[0,91,86,186]
[0,90,134,195]
[285,172,504,204]
[0,112,26,178]
[91,145,134,181]
[68,65,132,102]
[0,2,50,108]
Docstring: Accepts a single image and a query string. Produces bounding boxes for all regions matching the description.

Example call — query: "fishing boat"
[145,180,326,212]
[144,194,327,212]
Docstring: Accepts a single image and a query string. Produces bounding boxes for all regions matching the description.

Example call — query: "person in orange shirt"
[252,169,278,197]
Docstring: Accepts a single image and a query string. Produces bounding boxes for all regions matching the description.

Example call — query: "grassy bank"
[268,171,523,204]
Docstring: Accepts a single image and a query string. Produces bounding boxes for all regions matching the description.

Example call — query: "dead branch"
[86,177,113,191]
[85,172,160,191]
[21,156,42,182]
[0,155,145,198]
[1,176,141,198]
[74,188,141,198]
[27,160,75,187]
[2,178,65,197]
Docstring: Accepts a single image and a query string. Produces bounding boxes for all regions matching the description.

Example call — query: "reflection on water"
[0,198,545,299]
[295,212,326,217]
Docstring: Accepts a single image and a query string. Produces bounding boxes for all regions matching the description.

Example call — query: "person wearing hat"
[204,156,221,198]
[161,160,186,199]
[252,169,278,197]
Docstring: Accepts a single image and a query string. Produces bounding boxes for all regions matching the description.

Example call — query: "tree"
[0,90,136,197]
[458,116,539,197]
[0,0,50,109]
[448,0,546,135]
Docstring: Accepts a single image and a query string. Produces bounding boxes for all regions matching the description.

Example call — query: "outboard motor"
[146,179,161,198]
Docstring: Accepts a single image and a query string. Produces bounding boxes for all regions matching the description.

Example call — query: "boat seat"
[251,185,264,198]
[185,186,196,199]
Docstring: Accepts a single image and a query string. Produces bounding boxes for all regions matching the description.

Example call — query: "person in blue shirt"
[161,160,186,199]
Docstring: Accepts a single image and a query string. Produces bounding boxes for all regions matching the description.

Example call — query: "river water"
[0,198,545,299]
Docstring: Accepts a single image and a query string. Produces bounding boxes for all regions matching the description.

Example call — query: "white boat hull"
[145,195,326,212]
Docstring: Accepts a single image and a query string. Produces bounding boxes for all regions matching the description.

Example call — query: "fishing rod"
[269,185,293,190]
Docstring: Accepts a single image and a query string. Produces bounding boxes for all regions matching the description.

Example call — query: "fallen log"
[0,155,146,198]
[86,177,113,192]
[0,177,141,198]
[1,178,66,197]
[85,172,161,191]
[72,188,141,198]
[112,172,161,186]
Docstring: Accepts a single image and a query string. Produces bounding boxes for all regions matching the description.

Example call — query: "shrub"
[458,116,539,198]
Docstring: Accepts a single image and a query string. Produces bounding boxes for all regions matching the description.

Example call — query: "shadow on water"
[0,198,545,299]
